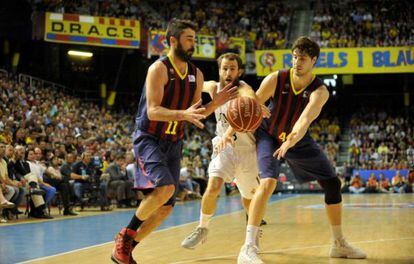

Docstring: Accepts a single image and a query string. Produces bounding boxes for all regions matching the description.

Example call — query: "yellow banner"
[228,37,246,63]
[193,35,216,59]
[148,31,216,59]
[44,12,140,49]
[255,47,414,76]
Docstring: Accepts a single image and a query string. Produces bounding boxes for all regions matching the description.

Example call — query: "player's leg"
[134,205,173,243]
[181,147,234,249]
[286,136,366,259]
[112,138,177,264]
[238,130,279,264]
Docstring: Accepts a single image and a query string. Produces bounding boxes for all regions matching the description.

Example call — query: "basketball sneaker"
[329,238,367,259]
[181,227,209,249]
[237,244,264,264]
[111,228,137,264]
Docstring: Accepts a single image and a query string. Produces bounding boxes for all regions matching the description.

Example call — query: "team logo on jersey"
[169,68,175,80]
[188,75,196,82]
[282,83,289,94]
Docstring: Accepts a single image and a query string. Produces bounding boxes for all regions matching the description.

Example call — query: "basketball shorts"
[256,128,336,183]
[208,136,260,199]
[133,135,182,197]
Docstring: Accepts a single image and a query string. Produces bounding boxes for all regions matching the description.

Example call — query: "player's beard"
[174,42,194,62]
[220,76,240,88]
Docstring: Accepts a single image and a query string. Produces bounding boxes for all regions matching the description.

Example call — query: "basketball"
[226,97,263,132]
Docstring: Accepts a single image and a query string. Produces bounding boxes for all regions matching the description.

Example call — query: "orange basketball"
[226,97,263,132]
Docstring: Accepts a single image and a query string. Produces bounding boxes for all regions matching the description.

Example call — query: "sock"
[331,225,344,240]
[245,225,259,246]
[127,214,144,231]
[198,210,213,228]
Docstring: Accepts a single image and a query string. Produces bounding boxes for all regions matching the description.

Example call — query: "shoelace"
[188,228,204,239]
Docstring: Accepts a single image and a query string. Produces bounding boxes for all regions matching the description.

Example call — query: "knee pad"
[318,177,342,205]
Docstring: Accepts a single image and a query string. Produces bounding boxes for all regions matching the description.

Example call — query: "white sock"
[198,211,213,228]
[331,225,344,240]
[245,225,259,246]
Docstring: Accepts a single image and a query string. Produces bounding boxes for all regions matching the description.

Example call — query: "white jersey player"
[181,53,268,250]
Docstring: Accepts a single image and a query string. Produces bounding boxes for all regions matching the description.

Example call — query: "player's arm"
[196,69,238,117]
[288,85,329,146]
[146,62,206,128]
[240,82,271,118]
[256,71,278,105]
[202,80,217,98]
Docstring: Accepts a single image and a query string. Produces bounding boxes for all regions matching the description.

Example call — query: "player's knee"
[319,177,342,205]
[206,178,223,196]
[260,178,277,195]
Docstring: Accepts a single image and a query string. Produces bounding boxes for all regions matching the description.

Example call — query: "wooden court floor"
[28,194,414,264]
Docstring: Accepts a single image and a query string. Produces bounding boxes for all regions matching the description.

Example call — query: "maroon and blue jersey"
[261,68,324,144]
[134,56,198,142]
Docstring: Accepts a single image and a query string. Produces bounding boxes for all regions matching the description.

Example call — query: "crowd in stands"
[347,108,413,170]
[309,115,341,164]
[311,0,414,47]
[35,0,291,50]
[0,72,215,223]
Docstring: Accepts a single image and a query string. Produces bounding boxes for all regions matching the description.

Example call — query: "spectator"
[379,173,392,193]
[1,142,25,215]
[349,174,365,194]
[365,173,379,193]
[392,170,406,193]
[45,156,77,216]
[105,153,135,208]
[27,148,56,209]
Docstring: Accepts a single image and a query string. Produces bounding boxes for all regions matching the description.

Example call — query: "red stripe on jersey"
[178,70,191,140]
[63,14,79,22]
[268,71,288,134]
[160,75,181,140]
[289,97,305,134]
[276,84,293,141]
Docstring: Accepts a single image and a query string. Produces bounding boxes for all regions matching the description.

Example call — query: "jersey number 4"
[166,121,178,135]
[279,132,287,142]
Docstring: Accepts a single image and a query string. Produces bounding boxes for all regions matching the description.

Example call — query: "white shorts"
[208,137,259,199]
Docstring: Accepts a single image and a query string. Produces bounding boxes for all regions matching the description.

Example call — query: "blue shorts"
[133,134,183,203]
[256,129,336,183]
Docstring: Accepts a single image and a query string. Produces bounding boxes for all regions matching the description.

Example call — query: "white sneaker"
[238,244,264,264]
[181,227,209,249]
[330,238,367,259]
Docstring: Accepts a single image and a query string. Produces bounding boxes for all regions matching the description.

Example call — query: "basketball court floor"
[1,193,413,264]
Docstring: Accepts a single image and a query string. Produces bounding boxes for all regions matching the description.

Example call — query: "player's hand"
[211,82,238,107]
[183,99,206,129]
[214,135,235,153]
[261,104,271,118]
[273,132,297,160]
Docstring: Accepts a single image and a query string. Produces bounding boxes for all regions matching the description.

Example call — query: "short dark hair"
[217,52,243,70]
[166,18,197,46]
[291,36,320,60]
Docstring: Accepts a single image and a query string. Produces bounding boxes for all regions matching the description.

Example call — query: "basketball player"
[111,19,237,264]
[181,53,270,249]
[217,37,366,263]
